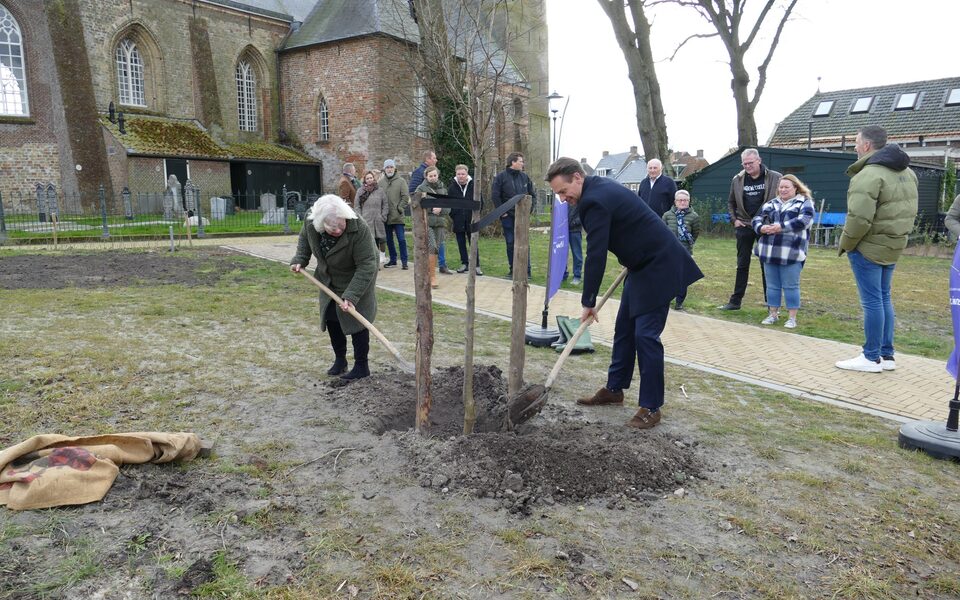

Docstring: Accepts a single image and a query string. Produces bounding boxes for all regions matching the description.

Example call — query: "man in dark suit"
[547,157,704,429]
[638,158,677,218]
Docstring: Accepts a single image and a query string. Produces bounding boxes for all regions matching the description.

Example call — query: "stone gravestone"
[259,192,284,225]
[182,180,208,227]
[163,174,181,220]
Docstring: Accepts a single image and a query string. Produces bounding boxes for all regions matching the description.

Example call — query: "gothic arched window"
[0,5,29,116]
[115,38,145,107]
[236,60,258,131]
[318,95,329,141]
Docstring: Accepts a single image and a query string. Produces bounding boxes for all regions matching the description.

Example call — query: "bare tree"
[398,0,535,433]
[663,0,799,147]
[597,0,670,161]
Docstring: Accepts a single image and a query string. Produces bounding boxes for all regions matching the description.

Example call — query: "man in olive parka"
[835,125,918,374]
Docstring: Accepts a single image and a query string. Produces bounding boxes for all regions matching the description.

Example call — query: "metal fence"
[0,182,322,242]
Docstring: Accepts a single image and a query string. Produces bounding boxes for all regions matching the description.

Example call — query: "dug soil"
[0,249,706,599]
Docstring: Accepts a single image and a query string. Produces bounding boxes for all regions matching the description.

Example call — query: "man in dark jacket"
[719,148,781,310]
[492,151,535,277]
[409,150,450,273]
[638,158,677,217]
[547,157,704,429]
[448,164,483,275]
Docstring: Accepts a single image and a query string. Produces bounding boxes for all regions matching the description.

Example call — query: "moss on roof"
[100,115,229,158]
[226,141,316,163]
[99,115,317,163]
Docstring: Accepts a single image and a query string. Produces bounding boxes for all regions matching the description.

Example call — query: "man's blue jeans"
[563,230,583,279]
[438,242,447,268]
[385,223,408,265]
[847,250,896,361]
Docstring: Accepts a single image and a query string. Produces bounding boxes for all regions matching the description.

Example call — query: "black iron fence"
[0,183,322,242]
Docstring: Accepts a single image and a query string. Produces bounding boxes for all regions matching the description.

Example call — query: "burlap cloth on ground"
[0,432,202,510]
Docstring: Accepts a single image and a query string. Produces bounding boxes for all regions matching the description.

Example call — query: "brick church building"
[0,0,549,210]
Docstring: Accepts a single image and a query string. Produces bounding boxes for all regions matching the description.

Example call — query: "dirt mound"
[324,365,703,514]
[0,247,253,289]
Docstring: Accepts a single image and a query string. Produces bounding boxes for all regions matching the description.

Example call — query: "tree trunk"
[507,195,531,397]
[463,151,482,435]
[411,192,433,434]
[598,0,669,161]
[730,58,758,146]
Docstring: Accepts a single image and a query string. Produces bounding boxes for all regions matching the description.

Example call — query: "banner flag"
[547,197,569,301]
[947,242,960,379]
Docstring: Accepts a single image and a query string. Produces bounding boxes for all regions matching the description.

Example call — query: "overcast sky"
[546,0,958,166]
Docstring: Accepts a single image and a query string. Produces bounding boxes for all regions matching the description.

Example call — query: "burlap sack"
[0,432,202,510]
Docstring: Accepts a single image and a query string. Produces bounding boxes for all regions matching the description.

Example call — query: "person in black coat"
[547,157,704,429]
[491,151,535,277]
[448,164,482,275]
[637,158,678,218]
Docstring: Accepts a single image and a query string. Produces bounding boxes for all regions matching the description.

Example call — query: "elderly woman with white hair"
[290,194,379,380]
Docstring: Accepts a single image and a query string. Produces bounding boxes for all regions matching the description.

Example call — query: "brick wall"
[0,144,62,210]
[76,0,287,140]
[0,0,76,196]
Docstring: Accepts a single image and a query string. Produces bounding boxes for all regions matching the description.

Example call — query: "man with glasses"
[719,148,781,311]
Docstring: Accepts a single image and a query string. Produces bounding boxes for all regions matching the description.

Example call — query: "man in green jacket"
[836,125,918,374]
[381,159,411,270]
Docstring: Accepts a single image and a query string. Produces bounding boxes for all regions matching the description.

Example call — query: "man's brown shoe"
[626,407,661,429]
[577,387,624,406]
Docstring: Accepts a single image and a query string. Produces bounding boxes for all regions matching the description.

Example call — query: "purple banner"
[547,196,569,301]
[947,243,960,379]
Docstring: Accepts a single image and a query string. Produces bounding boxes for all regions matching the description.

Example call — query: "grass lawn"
[0,247,958,599]
[456,231,953,361]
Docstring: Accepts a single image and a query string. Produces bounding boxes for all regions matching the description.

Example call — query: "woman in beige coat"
[356,170,389,265]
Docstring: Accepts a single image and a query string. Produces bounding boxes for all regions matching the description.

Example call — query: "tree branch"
[749,0,798,109]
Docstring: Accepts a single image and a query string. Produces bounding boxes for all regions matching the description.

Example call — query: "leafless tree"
[597,0,670,162]
[397,0,536,434]
[661,0,799,147]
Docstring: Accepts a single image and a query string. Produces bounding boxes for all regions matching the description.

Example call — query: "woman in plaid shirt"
[751,174,816,329]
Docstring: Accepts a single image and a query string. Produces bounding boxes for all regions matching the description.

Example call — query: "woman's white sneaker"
[836,354,882,373]
[881,356,897,371]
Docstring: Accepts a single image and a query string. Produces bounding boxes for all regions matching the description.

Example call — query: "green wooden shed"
[687,147,942,228]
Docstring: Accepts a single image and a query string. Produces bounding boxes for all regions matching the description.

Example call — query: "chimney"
[580,158,587,163]
[602,150,609,157]
[629,145,637,154]
[697,149,703,158]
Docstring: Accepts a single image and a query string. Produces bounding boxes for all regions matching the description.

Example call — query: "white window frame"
[414,83,427,138]
[236,60,258,132]
[946,88,960,107]
[895,92,918,111]
[318,96,329,141]
[115,38,146,107]
[850,96,873,114]
[813,100,833,117]
[0,5,28,116]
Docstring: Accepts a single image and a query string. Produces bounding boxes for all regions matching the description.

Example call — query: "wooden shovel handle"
[544,267,629,390]
[298,269,410,369]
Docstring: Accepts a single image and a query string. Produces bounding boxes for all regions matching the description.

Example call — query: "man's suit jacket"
[638,175,677,218]
[579,176,703,316]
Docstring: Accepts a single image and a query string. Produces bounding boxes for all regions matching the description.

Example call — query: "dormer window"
[946,88,960,107]
[813,100,834,117]
[850,96,873,114]
[895,92,918,110]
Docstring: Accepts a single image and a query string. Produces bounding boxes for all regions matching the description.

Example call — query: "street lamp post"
[546,91,564,163]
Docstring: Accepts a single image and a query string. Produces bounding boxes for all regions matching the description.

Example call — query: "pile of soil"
[0,248,252,289]
[324,365,703,515]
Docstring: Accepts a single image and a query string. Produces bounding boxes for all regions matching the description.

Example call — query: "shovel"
[503,267,629,430]
[299,270,415,374]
